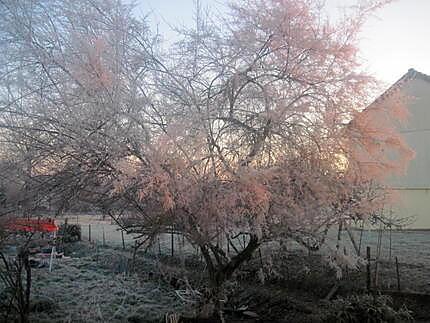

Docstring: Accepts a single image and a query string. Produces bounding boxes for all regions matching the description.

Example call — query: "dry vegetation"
[23,236,428,322]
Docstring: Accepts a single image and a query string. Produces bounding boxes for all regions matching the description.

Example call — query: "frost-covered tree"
[0,0,413,307]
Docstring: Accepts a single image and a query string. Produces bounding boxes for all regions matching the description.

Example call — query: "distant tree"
[0,0,413,313]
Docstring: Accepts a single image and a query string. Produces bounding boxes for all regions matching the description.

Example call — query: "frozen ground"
[27,239,429,323]
[18,214,429,322]
[30,243,188,323]
[58,214,430,293]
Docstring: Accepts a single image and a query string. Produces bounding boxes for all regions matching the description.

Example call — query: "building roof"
[405,68,430,83]
[373,68,430,105]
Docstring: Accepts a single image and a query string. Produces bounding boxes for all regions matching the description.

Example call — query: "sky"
[136,0,430,87]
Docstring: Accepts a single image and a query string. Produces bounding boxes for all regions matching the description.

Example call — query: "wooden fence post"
[171,229,174,257]
[102,226,106,246]
[336,221,343,251]
[88,224,91,242]
[374,261,379,289]
[182,234,185,255]
[389,225,393,261]
[366,246,371,291]
[374,224,383,289]
[358,220,364,256]
[63,218,68,243]
[121,230,125,250]
[395,257,401,291]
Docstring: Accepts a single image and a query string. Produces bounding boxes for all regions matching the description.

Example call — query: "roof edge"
[406,68,430,83]
[372,68,430,106]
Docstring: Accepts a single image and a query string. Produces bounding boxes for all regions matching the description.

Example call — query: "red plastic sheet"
[5,218,58,233]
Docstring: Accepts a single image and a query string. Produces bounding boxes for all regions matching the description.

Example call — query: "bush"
[325,294,413,323]
[58,224,81,243]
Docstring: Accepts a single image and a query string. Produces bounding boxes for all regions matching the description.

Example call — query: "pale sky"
[137,0,430,86]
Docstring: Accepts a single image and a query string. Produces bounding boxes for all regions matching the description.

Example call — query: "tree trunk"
[200,234,260,315]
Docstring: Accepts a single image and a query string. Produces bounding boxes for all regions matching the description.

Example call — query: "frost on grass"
[30,243,186,323]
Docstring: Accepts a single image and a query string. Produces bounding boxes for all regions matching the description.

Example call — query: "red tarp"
[5,218,58,233]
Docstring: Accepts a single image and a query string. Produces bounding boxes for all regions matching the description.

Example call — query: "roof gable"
[374,68,430,105]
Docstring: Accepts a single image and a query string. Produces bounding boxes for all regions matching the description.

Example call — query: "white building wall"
[387,77,430,228]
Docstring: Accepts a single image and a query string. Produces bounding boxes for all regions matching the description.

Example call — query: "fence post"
[171,229,174,257]
[102,226,106,246]
[121,230,125,250]
[366,246,371,291]
[49,245,55,272]
[88,224,91,242]
[389,225,393,261]
[63,218,68,243]
[336,221,343,251]
[374,261,379,289]
[358,220,364,256]
[395,257,401,291]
